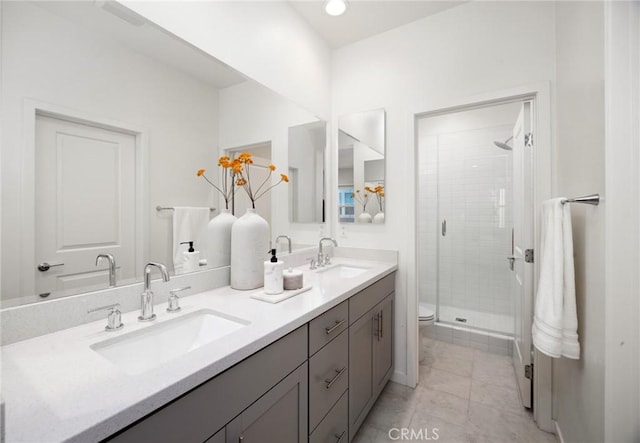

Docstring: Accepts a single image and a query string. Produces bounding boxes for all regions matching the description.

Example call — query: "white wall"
[604,2,640,441]
[119,0,331,119]
[553,2,606,442]
[332,0,556,385]
[218,80,326,247]
[1,2,219,301]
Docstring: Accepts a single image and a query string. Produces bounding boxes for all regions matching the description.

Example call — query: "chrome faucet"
[318,238,338,267]
[95,253,116,287]
[275,235,292,254]
[139,262,170,322]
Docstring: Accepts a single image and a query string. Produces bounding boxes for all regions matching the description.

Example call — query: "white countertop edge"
[3,258,398,443]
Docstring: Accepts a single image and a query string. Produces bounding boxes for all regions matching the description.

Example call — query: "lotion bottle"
[180,241,200,273]
[264,249,284,295]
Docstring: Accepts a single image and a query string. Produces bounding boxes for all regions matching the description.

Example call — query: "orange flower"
[218,156,231,168]
[196,169,205,176]
[280,173,289,183]
[236,177,247,186]
[231,159,243,174]
[237,152,253,164]
[268,164,276,171]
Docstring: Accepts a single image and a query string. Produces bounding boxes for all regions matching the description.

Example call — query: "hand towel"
[532,198,580,359]
[172,207,210,275]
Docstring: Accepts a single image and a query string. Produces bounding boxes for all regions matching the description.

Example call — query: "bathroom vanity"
[1,256,397,443]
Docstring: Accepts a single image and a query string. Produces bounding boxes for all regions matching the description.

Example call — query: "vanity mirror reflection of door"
[225,143,272,227]
[35,114,138,299]
[338,108,386,224]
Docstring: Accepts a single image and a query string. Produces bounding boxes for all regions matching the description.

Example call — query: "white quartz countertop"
[1,257,397,443]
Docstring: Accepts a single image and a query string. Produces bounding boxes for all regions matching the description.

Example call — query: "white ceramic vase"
[358,212,373,223]
[205,209,236,268]
[373,212,385,224]
[230,208,270,290]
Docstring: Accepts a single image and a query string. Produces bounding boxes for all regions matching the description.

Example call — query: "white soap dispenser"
[180,241,200,273]
[264,249,284,295]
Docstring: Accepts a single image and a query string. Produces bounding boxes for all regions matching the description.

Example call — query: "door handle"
[507,255,515,271]
[37,262,64,272]
[441,220,447,237]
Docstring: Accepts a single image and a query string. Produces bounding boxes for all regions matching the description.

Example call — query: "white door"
[511,101,535,408]
[35,114,137,297]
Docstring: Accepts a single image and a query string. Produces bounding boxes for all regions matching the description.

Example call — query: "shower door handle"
[507,255,516,271]
[441,220,447,237]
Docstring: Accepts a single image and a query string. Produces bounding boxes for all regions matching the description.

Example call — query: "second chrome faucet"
[139,262,170,322]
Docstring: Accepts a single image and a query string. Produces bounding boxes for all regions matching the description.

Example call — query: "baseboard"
[554,420,565,443]
[391,370,408,386]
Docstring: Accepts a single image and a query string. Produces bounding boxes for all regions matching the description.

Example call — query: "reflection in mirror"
[226,143,273,226]
[338,109,386,224]
[288,121,326,224]
[1,1,319,307]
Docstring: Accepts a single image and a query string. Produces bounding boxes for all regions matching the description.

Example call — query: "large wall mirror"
[288,121,326,224]
[1,1,324,307]
[338,108,386,224]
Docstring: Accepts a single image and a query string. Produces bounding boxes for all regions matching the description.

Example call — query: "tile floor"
[352,337,558,442]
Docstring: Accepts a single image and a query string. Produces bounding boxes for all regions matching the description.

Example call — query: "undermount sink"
[317,264,369,279]
[90,309,250,374]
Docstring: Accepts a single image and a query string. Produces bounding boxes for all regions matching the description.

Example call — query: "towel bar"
[561,194,600,206]
[156,206,216,212]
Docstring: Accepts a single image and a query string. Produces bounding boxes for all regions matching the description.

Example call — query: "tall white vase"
[230,208,269,290]
[205,209,236,268]
[373,212,385,224]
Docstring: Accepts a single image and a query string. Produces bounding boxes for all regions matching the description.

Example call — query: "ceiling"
[289,0,466,49]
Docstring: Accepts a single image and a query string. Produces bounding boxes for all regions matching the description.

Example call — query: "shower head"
[494,136,513,151]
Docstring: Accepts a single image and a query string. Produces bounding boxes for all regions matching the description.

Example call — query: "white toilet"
[419,302,435,326]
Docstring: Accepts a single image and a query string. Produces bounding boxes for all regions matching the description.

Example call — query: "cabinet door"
[226,362,308,443]
[373,293,394,393]
[204,428,225,443]
[348,312,374,440]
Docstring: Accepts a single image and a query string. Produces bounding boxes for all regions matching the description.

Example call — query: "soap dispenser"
[264,249,284,295]
[180,241,200,273]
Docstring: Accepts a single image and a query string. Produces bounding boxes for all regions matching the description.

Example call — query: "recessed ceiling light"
[324,0,348,16]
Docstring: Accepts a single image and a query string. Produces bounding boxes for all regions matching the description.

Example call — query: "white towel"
[172,207,210,275]
[532,198,580,359]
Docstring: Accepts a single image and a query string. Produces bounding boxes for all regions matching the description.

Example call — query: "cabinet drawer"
[309,300,348,356]
[349,273,395,324]
[309,329,348,432]
[309,391,348,443]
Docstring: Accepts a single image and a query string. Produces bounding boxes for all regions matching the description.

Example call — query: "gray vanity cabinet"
[348,273,395,441]
[105,271,396,443]
[225,362,308,443]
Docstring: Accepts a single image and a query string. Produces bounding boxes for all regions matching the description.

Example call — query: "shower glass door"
[418,102,521,336]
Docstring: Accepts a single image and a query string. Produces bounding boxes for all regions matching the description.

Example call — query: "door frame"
[407,82,553,429]
[21,99,148,300]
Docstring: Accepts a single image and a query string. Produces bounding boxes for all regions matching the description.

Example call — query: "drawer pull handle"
[335,430,346,443]
[325,319,346,335]
[325,366,346,389]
